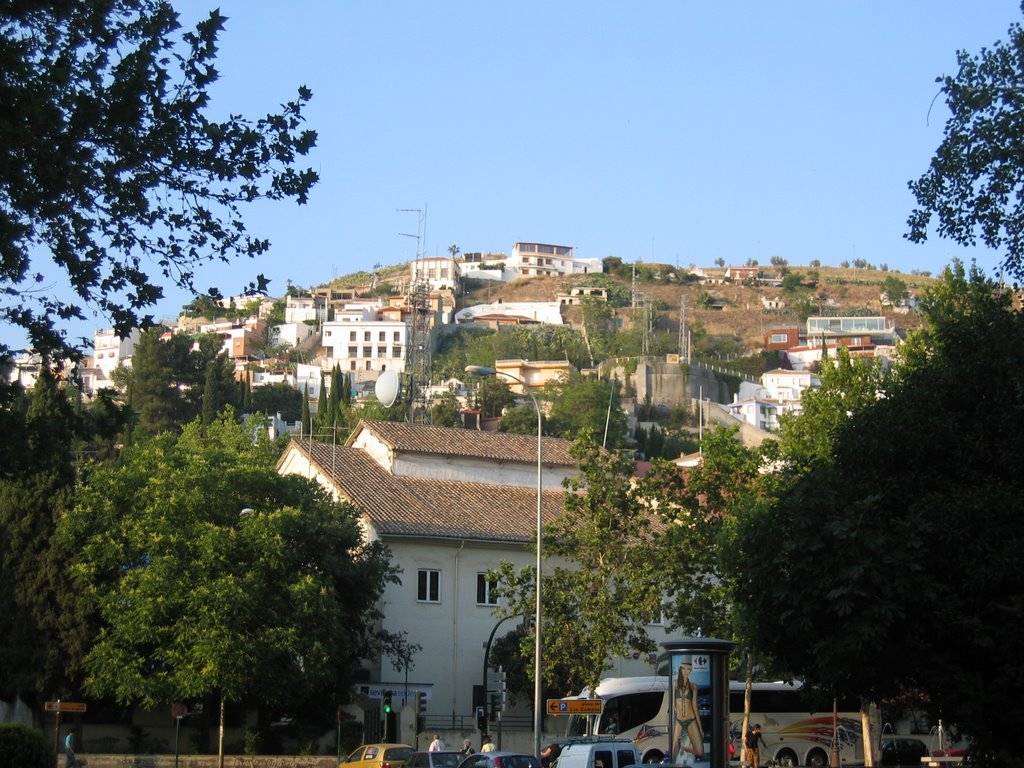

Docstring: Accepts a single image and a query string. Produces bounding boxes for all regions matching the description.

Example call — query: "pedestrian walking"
[65,727,77,768]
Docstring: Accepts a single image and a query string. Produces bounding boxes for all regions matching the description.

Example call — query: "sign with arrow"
[546,698,602,715]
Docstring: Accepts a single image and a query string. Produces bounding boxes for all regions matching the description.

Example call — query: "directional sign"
[44,701,87,713]
[546,698,602,715]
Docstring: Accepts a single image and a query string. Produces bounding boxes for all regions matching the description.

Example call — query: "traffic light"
[476,706,486,732]
[415,692,425,733]
[383,690,393,714]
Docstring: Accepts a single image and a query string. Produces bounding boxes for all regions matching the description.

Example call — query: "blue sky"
[9,2,1024,350]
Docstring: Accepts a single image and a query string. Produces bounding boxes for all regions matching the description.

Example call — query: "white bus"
[562,676,868,768]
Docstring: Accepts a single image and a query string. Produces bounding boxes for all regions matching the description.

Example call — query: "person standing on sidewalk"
[744,723,766,768]
[65,727,77,768]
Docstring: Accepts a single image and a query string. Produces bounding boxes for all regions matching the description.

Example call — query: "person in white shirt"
[429,734,445,752]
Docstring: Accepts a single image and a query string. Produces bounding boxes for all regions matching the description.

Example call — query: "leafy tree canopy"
[433,325,591,379]
[491,437,661,698]
[59,414,395,712]
[907,6,1024,282]
[731,263,1024,764]
[0,1,318,357]
[543,374,627,448]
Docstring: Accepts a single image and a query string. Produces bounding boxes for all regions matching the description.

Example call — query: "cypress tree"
[300,384,310,437]
[316,371,327,429]
[328,365,343,441]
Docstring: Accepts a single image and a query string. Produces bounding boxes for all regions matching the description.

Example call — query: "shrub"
[0,723,51,768]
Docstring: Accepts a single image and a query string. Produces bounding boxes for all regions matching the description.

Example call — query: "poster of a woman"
[672,656,706,764]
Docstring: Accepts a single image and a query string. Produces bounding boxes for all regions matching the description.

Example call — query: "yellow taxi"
[341,743,415,768]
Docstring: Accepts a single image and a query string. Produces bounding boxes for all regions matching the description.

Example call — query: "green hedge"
[0,723,51,768]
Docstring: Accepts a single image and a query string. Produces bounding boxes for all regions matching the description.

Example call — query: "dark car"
[406,752,464,768]
[880,738,929,766]
[458,752,543,768]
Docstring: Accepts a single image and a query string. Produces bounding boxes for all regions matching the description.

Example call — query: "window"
[418,569,440,602]
[379,331,386,342]
[364,331,371,341]
[476,573,498,605]
[769,333,788,344]
[392,346,402,358]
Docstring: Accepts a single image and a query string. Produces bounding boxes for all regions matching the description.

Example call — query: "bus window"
[599,692,663,735]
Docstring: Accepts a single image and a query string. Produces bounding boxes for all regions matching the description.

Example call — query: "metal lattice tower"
[398,206,431,421]
[678,294,690,362]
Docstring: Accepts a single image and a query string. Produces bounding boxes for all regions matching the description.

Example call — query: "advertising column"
[662,638,734,768]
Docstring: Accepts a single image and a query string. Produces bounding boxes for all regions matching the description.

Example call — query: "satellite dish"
[374,370,400,407]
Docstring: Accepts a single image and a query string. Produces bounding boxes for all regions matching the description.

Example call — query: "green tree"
[780,272,806,295]
[880,275,908,306]
[0,368,87,701]
[60,414,394,724]
[544,374,627,448]
[201,356,236,427]
[640,426,765,640]
[300,384,311,436]
[491,437,661,697]
[114,328,234,437]
[0,722,51,768]
[470,377,515,419]
[251,382,304,424]
[0,2,317,357]
[500,403,542,436]
[429,389,461,428]
[776,346,887,472]
[907,7,1024,281]
[731,263,1024,765]
[315,371,328,433]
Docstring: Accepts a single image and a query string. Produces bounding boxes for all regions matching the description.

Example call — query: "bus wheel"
[806,749,829,768]
[776,749,798,767]
[642,752,664,764]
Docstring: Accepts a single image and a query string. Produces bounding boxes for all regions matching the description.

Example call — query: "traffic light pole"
[482,614,521,730]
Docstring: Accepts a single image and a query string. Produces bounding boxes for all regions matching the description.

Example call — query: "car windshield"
[432,755,461,768]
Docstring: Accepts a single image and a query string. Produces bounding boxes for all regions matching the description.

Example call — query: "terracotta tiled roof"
[348,420,577,467]
[293,439,565,543]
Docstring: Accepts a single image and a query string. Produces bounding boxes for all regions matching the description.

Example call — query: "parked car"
[341,743,415,768]
[458,752,543,768]
[406,752,464,768]
[880,738,929,766]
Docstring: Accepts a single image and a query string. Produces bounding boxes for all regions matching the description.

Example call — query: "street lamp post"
[465,365,543,757]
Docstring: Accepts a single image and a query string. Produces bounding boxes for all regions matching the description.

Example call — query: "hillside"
[323,263,934,355]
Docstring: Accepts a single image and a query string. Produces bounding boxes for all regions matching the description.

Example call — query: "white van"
[555,739,640,768]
